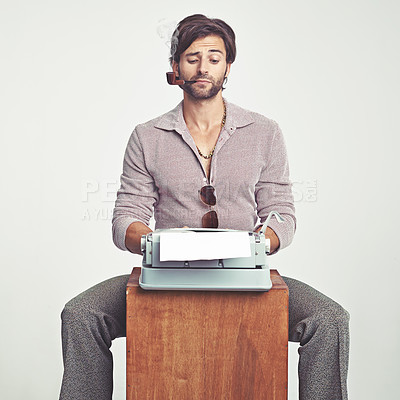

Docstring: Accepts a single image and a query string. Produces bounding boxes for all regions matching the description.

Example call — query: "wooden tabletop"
[127,268,287,291]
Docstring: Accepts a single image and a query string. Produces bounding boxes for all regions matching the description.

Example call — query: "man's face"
[173,35,231,100]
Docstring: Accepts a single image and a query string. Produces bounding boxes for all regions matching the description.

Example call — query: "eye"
[210,59,220,64]
[188,59,198,64]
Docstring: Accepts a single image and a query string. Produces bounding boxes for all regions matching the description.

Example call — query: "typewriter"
[139,211,284,291]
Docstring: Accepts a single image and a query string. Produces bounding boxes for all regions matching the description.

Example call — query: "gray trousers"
[59,275,350,400]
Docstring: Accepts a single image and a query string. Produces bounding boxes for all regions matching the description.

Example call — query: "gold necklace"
[196,102,226,159]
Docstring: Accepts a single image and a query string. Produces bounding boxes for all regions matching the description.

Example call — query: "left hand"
[255,226,280,254]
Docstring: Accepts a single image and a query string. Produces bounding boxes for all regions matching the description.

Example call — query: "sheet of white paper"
[159,231,251,261]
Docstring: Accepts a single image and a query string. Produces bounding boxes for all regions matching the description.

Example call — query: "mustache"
[191,75,213,81]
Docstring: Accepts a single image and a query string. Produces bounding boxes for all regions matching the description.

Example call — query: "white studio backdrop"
[1,0,399,399]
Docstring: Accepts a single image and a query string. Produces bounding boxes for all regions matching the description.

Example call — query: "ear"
[225,63,232,78]
[172,61,179,77]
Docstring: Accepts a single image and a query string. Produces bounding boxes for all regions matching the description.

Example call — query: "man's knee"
[318,303,350,331]
[61,297,92,328]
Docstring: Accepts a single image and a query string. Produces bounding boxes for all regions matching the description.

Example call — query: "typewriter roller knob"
[141,235,147,254]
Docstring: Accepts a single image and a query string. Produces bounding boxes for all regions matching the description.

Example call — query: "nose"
[197,59,208,76]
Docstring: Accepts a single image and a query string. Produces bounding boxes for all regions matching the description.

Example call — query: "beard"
[178,67,226,100]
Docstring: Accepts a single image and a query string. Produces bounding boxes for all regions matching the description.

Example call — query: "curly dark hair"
[169,14,236,66]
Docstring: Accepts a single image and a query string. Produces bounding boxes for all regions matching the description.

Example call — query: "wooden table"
[126,268,288,400]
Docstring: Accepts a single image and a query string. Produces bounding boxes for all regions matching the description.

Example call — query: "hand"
[265,227,280,253]
[255,226,280,254]
[125,221,152,255]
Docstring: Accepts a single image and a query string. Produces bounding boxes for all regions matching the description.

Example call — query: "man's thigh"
[63,274,130,338]
[282,275,349,343]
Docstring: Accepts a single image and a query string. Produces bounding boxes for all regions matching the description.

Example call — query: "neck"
[182,92,225,132]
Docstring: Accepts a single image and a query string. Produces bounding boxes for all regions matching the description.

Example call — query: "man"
[60,14,350,400]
